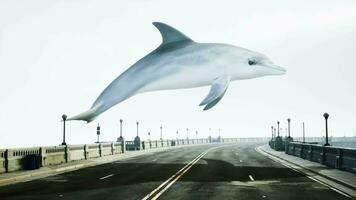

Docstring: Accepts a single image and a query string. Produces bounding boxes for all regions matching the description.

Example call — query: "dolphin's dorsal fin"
[153,22,193,45]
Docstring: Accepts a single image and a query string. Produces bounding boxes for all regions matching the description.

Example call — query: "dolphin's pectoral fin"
[153,22,193,45]
[199,75,230,110]
[67,104,101,123]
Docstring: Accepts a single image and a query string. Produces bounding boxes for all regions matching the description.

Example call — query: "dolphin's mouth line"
[260,64,286,73]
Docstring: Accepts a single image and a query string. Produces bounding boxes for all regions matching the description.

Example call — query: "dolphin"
[69,22,286,123]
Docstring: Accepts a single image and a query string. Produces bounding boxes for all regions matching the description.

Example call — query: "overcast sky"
[1,0,356,148]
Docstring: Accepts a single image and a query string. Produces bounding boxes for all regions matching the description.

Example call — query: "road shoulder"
[256,144,356,199]
[0,145,188,187]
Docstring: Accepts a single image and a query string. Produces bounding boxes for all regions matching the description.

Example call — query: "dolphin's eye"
[248,59,257,66]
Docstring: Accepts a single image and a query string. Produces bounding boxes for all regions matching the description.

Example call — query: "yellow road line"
[142,147,217,200]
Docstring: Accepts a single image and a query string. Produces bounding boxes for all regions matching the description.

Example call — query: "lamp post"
[96,123,100,143]
[277,121,280,137]
[274,128,276,138]
[218,128,221,137]
[148,132,151,141]
[271,126,274,140]
[287,118,291,138]
[120,119,123,138]
[61,114,67,145]
[160,126,163,140]
[302,122,305,143]
[136,121,139,137]
[176,130,178,140]
[186,128,189,139]
[196,130,198,139]
[324,113,330,146]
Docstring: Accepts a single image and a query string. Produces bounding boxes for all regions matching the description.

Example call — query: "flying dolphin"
[69,22,286,123]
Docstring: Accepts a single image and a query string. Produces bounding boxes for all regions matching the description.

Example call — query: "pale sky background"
[1,0,356,148]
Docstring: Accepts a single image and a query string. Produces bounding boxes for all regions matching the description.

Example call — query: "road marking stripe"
[151,152,208,200]
[249,175,254,181]
[255,147,353,199]
[141,150,206,200]
[99,174,114,180]
[307,176,352,198]
[142,146,219,200]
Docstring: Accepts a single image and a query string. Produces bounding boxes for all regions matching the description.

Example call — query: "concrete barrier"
[5,147,41,172]
[341,148,356,172]
[1,137,268,175]
[68,145,85,161]
[284,142,356,174]
[0,149,6,173]
[87,144,101,158]
[44,146,66,165]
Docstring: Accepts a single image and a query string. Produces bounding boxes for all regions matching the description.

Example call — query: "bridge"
[1,114,356,199]
[1,130,356,199]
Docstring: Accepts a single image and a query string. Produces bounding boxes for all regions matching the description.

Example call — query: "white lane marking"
[99,174,114,180]
[142,146,220,200]
[255,147,353,199]
[249,175,255,181]
[307,176,352,198]
[151,159,157,162]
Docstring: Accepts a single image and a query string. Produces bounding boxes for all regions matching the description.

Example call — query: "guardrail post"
[84,145,88,159]
[336,148,343,169]
[308,145,313,161]
[320,147,326,164]
[39,147,46,167]
[4,149,9,173]
[300,144,304,158]
[65,145,70,163]
[99,144,102,157]
[121,138,126,153]
[111,143,115,155]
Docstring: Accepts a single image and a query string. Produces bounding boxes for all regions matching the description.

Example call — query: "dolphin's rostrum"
[69,22,286,123]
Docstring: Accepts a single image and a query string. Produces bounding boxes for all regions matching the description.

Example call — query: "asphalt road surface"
[0,143,351,200]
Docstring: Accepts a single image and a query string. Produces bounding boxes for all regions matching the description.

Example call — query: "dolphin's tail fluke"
[67,106,100,123]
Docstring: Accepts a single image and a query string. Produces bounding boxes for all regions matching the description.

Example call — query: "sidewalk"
[0,146,175,187]
[257,144,356,198]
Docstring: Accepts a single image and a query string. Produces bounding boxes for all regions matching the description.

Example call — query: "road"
[0,143,351,200]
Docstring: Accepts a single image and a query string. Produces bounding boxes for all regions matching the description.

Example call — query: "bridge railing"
[0,142,123,173]
[1,137,269,174]
[0,149,6,174]
[284,142,356,173]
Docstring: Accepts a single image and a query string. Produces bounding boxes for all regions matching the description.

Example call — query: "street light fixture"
[277,121,280,137]
[61,114,67,145]
[160,126,163,140]
[196,130,198,139]
[302,122,305,143]
[323,113,330,146]
[119,119,123,138]
[136,121,139,137]
[287,118,291,138]
[96,123,100,143]
[186,128,189,139]
[271,126,274,139]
